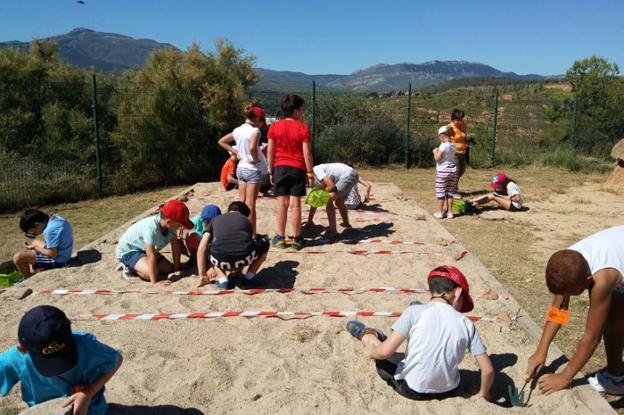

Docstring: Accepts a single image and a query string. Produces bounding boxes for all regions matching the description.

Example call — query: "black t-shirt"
[207,212,253,258]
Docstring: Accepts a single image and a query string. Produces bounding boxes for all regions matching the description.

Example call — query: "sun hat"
[160,199,193,229]
[490,172,507,189]
[304,188,331,208]
[199,204,222,222]
[18,305,78,377]
[438,125,455,136]
[427,265,474,312]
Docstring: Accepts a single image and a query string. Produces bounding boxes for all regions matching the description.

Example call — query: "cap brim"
[460,293,474,313]
[30,338,77,377]
[490,182,499,189]
[182,219,194,230]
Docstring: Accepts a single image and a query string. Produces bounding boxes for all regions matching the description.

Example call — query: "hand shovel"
[508,379,529,407]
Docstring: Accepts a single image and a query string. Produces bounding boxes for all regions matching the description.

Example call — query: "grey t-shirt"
[391,302,487,393]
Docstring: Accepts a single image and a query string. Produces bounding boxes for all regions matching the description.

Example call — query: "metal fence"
[0,77,605,212]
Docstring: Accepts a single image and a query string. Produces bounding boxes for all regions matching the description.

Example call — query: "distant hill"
[0,28,551,91]
[0,27,177,72]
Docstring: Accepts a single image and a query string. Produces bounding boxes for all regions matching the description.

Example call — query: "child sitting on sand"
[0,305,122,414]
[346,265,494,401]
[13,209,74,278]
[526,226,624,395]
[432,126,457,219]
[197,201,269,289]
[116,199,193,285]
[472,172,523,211]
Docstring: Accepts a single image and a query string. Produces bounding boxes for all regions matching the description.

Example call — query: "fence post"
[91,73,103,197]
[311,80,316,158]
[489,88,499,164]
[404,83,412,168]
[570,94,578,148]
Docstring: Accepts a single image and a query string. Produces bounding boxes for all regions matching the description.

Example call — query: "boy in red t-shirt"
[267,95,314,250]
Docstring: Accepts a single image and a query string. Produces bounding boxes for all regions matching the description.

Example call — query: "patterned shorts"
[435,169,458,199]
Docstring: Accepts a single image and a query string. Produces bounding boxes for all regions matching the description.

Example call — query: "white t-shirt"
[506,181,523,209]
[436,142,456,172]
[313,163,353,184]
[391,302,487,393]
[233,123,267,173]
[569,226,624,288]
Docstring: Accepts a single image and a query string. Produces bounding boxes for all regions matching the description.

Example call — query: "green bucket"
[304,188,331,208]
[0,270,22,287]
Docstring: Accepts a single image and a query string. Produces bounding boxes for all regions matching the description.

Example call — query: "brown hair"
[242,102,260,121]
[545,250,591,294]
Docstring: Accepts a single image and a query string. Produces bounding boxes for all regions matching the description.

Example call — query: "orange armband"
[546,307,569,325]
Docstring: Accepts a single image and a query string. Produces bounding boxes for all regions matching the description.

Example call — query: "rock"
[19,397,72,415]
[479,211,505,221]
[481,289,499,300]
[15,287,33,300]
[611,138,624,160]
[438,238,449,247]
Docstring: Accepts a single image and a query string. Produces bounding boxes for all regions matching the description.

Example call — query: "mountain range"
[0,28,550,91]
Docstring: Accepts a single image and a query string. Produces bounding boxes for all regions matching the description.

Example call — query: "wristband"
[307,172,314,178]
[546,307,569,325]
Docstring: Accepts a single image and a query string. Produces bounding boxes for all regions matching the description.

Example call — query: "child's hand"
[63,391,91,415]
[471,392,490,402]
[155,279,172,286]
[526,352,546,380]
[197,275,209,288]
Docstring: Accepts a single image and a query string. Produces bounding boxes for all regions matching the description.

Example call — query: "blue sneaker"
[346,321,387,341]
[271,235,287,249]
[216,278,233,290]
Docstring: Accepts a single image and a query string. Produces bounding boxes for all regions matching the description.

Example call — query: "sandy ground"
[0,182,615,414]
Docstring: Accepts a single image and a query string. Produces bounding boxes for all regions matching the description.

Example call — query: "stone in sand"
[19,397,72,415]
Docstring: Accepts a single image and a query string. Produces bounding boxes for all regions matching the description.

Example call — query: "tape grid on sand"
[39,287,430,296]
[70,310,514,322]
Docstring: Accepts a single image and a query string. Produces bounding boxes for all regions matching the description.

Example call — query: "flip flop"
[346,320,387,341]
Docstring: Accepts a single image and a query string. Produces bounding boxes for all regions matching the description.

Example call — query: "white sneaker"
[433,212,444,219]
[117,263,137,280]
[588,370,624,395]
[446,211,454,219]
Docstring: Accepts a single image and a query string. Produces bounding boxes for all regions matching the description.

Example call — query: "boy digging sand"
[526,225,624,395]
[116,199,193,285]
[346,265,494,400]
[0,305,122,415]
[13,209,74,278]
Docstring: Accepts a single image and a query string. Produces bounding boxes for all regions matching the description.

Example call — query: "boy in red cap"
[116,199,193,285]
[0,305,122,414]
[346,265,494,401]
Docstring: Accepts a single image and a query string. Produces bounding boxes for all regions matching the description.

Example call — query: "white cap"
[438,126,450,136]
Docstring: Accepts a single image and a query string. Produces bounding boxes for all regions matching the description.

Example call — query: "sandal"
[346,320,387,341]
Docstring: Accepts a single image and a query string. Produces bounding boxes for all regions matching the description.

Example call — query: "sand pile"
[0,183,613,414]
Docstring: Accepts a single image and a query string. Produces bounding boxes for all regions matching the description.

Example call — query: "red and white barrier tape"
[69,310,516,322]
[280,249,442,256]
[39,286,429,297]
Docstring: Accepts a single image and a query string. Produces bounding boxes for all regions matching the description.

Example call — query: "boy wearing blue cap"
[0,305,122,415]
[179,205,222,262]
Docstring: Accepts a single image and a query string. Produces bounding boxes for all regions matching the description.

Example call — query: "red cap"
[159,199,193,229]
[490,172,507,189]
[251,106,266,121]
[427,265,474,312]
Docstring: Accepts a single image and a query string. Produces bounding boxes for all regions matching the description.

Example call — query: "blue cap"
[18,305,77,377]
[200,204,222,222]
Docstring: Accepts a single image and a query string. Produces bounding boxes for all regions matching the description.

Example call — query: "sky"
[1,0,623,76]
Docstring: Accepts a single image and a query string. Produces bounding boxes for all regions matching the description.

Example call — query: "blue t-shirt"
[0,332,120,415]
[43,215,73,264]
[116,213,176,260]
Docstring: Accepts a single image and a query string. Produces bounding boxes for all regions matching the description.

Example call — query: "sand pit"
[0,182,614,414]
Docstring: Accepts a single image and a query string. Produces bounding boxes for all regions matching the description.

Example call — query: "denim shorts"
[237,166,263,184]
[335,171,359,200]
[119,251,167,272]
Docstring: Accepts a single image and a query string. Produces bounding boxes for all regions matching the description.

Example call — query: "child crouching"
[346,265,494,400]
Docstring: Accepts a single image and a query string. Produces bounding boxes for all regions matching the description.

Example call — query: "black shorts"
[210,236,270,271]
[274,166,306,197]
[375,360,458,400]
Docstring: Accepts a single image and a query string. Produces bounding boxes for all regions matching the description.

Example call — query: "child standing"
[116,199,193,285]
[198,201,269,289]
[267,94,314,250]
[13,209,74,278]
[432,126,457,219]
[448,109,468,196]
[219,104,269,235]
[346,265,494,400]
[0,305,122,414]
[526,226,624,395]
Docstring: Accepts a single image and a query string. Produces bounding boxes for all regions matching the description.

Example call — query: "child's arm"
[321,177,335,193]
[303,141,314,186]
[144,244,160,284]
[538,269,620,394]
[267,139,275,178]
[62,354,123,415]
[359,179,372,202]
[526,294,567,379]
[170,238,182,272]
[26,240,58,258]
[218,133,237,156]
[474,353,495,401]
[197,232,211,278]
[432,146,443,161]
[249,129,260,163]
[227,174,239,185]
[362,331,405,360]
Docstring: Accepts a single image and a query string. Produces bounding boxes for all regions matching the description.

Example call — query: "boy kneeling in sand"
[197,201,269,289]
[116,199,193,285]
[346,265,494,400]
[0,305,122,414]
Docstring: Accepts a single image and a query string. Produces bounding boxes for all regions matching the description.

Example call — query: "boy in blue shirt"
[13,209,74,278]
[116,199,194,285]
[0,305,122,415]
[179,204,222,263]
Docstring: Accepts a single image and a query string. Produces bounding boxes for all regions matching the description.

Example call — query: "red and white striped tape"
[341,239,428,245]
[69,310,515,322]
[281,249,443,256]
[39,286,429,297]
